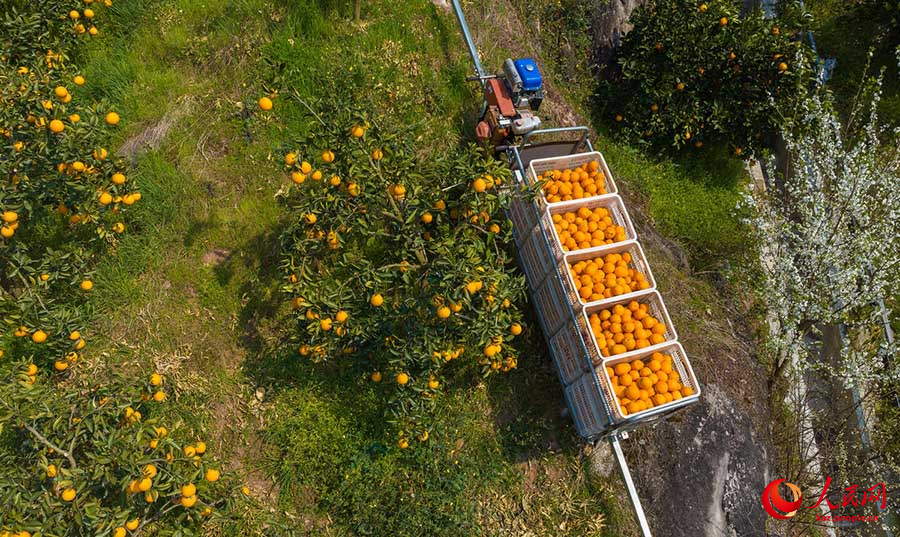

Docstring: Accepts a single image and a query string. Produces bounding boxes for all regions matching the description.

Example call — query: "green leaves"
[603,0,817,156]
[278,99,527,440]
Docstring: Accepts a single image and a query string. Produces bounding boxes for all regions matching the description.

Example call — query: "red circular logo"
[761,479,803,519]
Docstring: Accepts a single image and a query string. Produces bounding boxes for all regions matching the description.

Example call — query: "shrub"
[0,365,231,535]
[1,1,139,371]
[601,0,816,156]
[275,99,528,445]
[0,3,233,535]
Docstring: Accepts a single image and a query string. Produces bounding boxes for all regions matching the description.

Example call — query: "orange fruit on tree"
[396,372,409,385]
[49,119,64,133]
[258,97,273,111]
[105,112,120,125]
[371,371,382,382]
[370,293,384,307]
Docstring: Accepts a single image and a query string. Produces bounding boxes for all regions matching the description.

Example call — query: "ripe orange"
[105,112,120,125]
[778,62,788,72]
[396,372,409,385]
[370,293,384,307]
[31,330,47,343]
[321,150,335,163]
[421,212,433,224]
[510,323,522,335]
[205,468,220,482]
[2,211,18,224]
[540,160,608,203]
[61,488,76,501]
[335,310,348,323]
[258,97,273,111]
[398,438,409,449]
[114,528,126,537]
[47,464,57,477]
[320,318,333,331]
[181,495,197,507]
[720,17,728,26]
[371,371,382,382]
[54,86,68,98]
[304,213,317,225]
[112,172,126,185]
[350,125,365,137]
[552,206,627,251]
[49,119,64,133]
[473,178,487,192]
[80,280,93,291]
[285,152,298,165]
[436,306,451,319]
[73,75,85,86]
[372,148,383,161]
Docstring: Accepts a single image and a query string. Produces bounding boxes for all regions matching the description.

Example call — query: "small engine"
[476,57,544,146]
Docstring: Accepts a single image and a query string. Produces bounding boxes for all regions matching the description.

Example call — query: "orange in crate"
[588,300,668,357]
[569,251,650,302]
[552,205,626,252]
[540,160,609,203]
[606,352,694,416]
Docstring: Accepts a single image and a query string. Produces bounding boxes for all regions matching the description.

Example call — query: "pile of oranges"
[605,352,694,416]
[588,300,668,357]
[551,206,627,251]
[569,251,650,302]
[539,160,609,203]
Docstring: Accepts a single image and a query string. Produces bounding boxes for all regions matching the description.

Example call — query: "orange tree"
[0,2,236,535]
[601,0,816,155]
[1,0,137,371]
[0,367,232,535]
[275,100,528,447]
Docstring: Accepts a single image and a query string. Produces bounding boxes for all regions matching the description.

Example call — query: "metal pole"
[450,0,486,85]
[610,434,653,537]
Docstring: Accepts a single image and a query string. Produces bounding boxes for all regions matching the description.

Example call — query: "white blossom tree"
[750,84,900,388]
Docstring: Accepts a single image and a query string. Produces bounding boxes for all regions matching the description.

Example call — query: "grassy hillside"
[17,0,762,534]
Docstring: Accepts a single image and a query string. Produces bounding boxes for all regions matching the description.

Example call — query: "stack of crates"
[508,151,701,440]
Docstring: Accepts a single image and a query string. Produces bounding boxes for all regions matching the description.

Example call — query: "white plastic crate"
[581,290,679,367]
[518,226,555,290]
[548,319,592,385]
[595,341,701,423]
[543,195,637,261]
[526,151,618,207]
[565,374,611,438]
[508,187,540,237]
[559,240,656,308]
[531,275,570,337]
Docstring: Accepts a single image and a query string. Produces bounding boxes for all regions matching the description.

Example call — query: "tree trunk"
[354,0,361,23]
